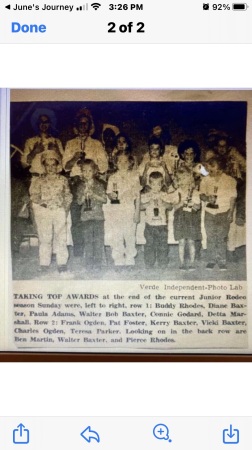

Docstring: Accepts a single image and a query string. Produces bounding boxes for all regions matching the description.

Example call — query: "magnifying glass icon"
[153,423,172,442]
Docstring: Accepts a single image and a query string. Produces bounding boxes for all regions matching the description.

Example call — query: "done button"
[11,22,47,33]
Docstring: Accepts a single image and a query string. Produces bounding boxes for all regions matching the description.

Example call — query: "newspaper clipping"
[8,89,250,353]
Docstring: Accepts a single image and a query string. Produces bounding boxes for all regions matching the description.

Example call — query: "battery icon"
[232,3,248,9]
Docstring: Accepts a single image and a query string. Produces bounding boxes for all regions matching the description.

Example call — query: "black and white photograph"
[10,90,247,282]
[5,90,250,352]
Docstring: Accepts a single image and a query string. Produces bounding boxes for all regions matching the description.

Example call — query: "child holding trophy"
[76,159,107,269]
[140,171,175,269]
[200,156,237,270]
[29,150,72,273]
[173,168,201,271]
[138,136,171,188]
[106,151,141,266]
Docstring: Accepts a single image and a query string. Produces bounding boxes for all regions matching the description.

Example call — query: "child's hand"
[236,217,245,226]
[208,195,216,204]
[27,142,44,164]
[150,160,160,167]
[92,192,103,201]
[111,192,118,200]
[140,200,151,209]
[174,202,183,211]
[172,178,179,190]
[227,210,234,223]
[33,142,44,155]
[109,192,118,200]
[84,186,91,195]
[21,195,30,204]
[192,203,200,212]
[133,211,140,224]
[166,203,173,212]
[200,193,208,202]
[65,207,70,216]
[74,151,82,162]
[143,162,151,172]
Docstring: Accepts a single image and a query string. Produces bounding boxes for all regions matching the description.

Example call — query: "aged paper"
[5,89,251,353]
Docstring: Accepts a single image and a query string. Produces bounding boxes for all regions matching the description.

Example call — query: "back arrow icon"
[80,426,100,443]
[5,4,11,9]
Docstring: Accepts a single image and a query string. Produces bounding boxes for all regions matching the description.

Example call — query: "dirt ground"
[12,243,246,282]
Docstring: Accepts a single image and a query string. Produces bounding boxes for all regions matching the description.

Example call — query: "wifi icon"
[91,2,101,9]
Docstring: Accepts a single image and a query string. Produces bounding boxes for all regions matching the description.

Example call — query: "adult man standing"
[63,108,108,257]
[63,108,108,177]
[21,109,64,175]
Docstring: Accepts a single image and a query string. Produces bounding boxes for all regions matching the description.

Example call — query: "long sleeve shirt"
[141,189,178,226]
[63,136,108,176]
[76,179,106,221]
[29,174,72,211]
[107,170,141,204]
[21,135,64,174]
[200,173,237,214]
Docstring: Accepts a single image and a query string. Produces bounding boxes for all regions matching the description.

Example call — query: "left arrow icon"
[80,426,100,443]
[5,4,11,9]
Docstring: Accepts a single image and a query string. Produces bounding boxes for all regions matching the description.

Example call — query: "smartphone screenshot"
[0,0,252,448]
[0,3,251,353]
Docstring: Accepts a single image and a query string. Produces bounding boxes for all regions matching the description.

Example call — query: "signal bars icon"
[76,4,88,10]
[91,2,101,9]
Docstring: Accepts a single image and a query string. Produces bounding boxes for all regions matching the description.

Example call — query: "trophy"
[153,199,159,218]
[108,153,114,170]
[174,157,179,174]
[206,186,219,209]
[110,183,120,204]
[83,192,92,211]
[183,186,194,212]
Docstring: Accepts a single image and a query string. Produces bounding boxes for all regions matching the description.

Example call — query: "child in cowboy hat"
[29,149,72,273]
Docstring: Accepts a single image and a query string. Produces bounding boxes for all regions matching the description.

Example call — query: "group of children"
[27,131,239,274]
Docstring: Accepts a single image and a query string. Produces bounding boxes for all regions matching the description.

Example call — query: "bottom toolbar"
[0,417,251,449]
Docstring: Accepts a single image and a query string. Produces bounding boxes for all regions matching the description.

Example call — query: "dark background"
[10,100,248,158]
